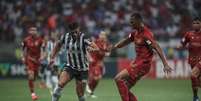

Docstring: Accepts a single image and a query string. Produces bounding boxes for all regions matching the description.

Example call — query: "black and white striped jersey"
[59,32,91,71]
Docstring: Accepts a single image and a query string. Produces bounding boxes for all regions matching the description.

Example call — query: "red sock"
[129,92,137,101]
[191,76,200,88]
[89,79,99,92]
[28,80,34,93]
[116,79,130,101]
[191,76,200,97]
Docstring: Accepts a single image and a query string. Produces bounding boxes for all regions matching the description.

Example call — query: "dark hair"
[131,12,143,21]
[193,16,201,21]
[68,22,79,31]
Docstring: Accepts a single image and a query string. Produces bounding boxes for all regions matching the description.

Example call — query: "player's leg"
[27,68,39,100]
[46,68,53,92]
[88,66,102,96]
[191,64,201,101]
[50,65,59,93]
[39,64,47,88]
[52,69,72,101]
[114,69,131,101]
[27,70,35,93]
[26,60,40,100]
[76,70,88,101]
[76,80,87,101]
[125,77,139,101]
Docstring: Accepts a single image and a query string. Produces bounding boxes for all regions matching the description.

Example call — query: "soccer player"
[42,33,59,94]
[22,27,44,100]
[111,12,172,101]
[178,17,201,101]
[50,22,98,101]
[86,31,111,98]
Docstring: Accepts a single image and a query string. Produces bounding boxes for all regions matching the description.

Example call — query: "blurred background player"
[50,22,99,101]
[21,26,45,101]
[111,12,172,101]
[86,31,111,98]
[178,17,201,101]
[41,33,60,94]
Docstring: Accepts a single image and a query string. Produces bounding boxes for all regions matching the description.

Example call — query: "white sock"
[31,93,36,96]
[52,85,62,101]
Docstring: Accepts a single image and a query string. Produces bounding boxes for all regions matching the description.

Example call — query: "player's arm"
[50,35,65,64]
[112,36,132,50]
[21,41,27,63]
[40,41,47,61]
[176,33,189,50]
[147,39,172,74]
[50,41,62,60]
[85,39,100,52]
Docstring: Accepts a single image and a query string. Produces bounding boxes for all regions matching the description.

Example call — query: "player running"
[110,12,172,101]
[86,31,111,98]
[50,22,99,101]
[178,17,201,101]
[42,33,60,94]
[22,27,45,100]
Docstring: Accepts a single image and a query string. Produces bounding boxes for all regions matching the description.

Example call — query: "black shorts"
[63,65,88,81]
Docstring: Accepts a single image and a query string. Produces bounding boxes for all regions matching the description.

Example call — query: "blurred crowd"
[0,0,201,60]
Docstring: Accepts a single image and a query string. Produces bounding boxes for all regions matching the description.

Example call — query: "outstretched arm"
[21,42,27,63]
[84,39,100,52]
[112,36,132,50]
[176,32,189,50]
[50,34,65,61]
[148,40,172,74]
[50,42,62,60]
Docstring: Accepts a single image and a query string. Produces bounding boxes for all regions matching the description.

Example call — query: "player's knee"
[114,75,122,82]
[94,76,101,81]
[28,74,35,80]
[58,81,65,88]
[191,69,199,78]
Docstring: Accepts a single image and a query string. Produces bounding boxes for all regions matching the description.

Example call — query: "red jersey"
[90,38,110,62]
[22,35,44,63]
[181,31,201,66]
[128,26,155,62]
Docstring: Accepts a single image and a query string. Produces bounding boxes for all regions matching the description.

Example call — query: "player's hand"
[163,65,172,75]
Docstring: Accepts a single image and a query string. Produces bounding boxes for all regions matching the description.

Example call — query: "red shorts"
[126,60,151,85]
[89,61,104,78]
[25,60,40,73]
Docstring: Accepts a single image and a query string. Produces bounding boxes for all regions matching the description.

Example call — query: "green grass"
[0,79,200,101]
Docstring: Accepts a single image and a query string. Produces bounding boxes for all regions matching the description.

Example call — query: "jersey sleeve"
[144,31,155,46]
[128,32,135,41]
[181,32,190,46]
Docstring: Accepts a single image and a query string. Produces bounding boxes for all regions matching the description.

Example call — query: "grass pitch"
[0,79,200,101]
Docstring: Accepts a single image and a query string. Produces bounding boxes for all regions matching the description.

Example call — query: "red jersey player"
[178,17,201,101]
[87,31,111,98]
[111,13,172,101]
[22,27,44,100]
